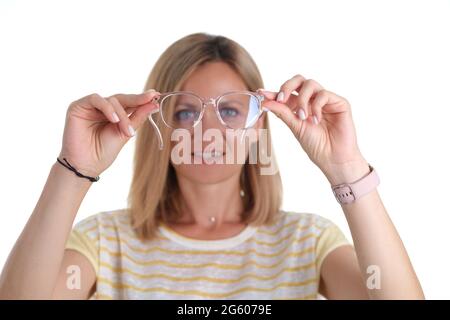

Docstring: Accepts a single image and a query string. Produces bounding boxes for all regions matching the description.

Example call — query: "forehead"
[180,61,248,99]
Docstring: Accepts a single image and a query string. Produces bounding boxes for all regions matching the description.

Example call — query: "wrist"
[323,158,370,186]
[51,161,93,191]
[56,150,102,181]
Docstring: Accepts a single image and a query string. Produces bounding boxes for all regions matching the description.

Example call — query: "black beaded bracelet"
[56,158,100,182]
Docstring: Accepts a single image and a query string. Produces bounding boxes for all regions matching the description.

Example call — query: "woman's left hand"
[259,74,370,185]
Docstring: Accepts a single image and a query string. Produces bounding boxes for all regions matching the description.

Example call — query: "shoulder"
[257,210,350,270]
[72,208,133,239]
[258,210,339,235]
[255,210,348,249]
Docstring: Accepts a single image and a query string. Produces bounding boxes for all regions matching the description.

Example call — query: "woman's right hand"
[58,90,161,177]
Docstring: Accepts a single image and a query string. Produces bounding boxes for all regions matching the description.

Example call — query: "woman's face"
[169,61,263,185]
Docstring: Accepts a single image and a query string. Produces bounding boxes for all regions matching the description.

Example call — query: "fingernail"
[276,92,284,102]
[262,107,270,112]
[145,89,159,98]
[313,115,319,125]
[299,109,306,120]
[112,112,120,123]
[128,125,136,136]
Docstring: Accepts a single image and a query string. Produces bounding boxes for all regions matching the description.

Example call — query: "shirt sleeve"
[65,215,100,275]
[315,220,352,273]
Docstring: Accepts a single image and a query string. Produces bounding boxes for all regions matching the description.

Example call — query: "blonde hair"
[128,33,283,240]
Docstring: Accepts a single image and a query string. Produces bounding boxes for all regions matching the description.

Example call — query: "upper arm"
[51,249,96,299]
[318,245,369,299]
[54,214,100,299]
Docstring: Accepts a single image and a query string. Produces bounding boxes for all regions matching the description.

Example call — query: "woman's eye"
[219,107,239,118]
[174,109,197,121]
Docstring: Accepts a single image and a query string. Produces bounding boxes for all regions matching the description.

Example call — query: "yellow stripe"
[96,276,318,299]
[100,232,317,260]
[100,238,313,259]
[98,242,316,269]
[102,234,167,243]
[77,222,98,232]
[250,230,310,246]
[99,234,315,259]
[256,218,303,236]
[95,291,316,300]
[81,223,167,241]
[81,224,137,238]
[76,214,133,232]
[273,293,317,300]
[95,293,113,300]
[100,225,320,257]
[98,260,316,283]
[79,221,103,234]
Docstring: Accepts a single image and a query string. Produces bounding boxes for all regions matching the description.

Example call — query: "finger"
[108,96,135,138]
[258,88,299,118]
[276,74,307,104]
[129,101,159,130]
[77,93,120,124]
[110,90,161,108]
[311,90,349,124]
[310,90,328,124]
[294,79,323,120]
[257,89,278,100]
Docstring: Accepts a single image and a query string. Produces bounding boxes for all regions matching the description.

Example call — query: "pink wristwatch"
[331,164,380,205]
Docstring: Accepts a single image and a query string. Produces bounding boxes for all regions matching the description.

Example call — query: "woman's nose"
[200,105,223,130]
[191,105,225,150]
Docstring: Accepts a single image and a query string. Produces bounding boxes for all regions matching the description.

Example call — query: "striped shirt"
[65,209,350,299]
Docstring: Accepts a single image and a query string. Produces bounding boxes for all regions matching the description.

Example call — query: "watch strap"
[331,164,380,205]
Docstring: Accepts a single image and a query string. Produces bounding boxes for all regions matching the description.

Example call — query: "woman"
[0,33,424,299]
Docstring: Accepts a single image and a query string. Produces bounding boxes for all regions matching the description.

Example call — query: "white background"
[0,0,449,299]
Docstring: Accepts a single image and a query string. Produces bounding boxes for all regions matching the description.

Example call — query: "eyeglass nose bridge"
[204,97,216,106]
[193,97,228,128]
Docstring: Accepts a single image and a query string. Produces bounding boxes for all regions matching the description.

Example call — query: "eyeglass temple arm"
[148,109,164,150]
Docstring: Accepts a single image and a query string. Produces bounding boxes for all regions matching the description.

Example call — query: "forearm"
[325,160,424,299]
[0,162,91,299]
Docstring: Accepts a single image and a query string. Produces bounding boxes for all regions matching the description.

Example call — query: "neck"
[175,172,244,229]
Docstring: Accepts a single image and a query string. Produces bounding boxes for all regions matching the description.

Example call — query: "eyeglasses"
[148,90,266,149]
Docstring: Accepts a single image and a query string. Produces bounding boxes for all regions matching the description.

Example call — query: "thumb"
[129,102,159,131]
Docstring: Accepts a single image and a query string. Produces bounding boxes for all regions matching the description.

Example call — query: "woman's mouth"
[191,151,225,161]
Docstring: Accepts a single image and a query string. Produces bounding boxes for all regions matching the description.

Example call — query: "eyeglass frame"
[148,90,267,150]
